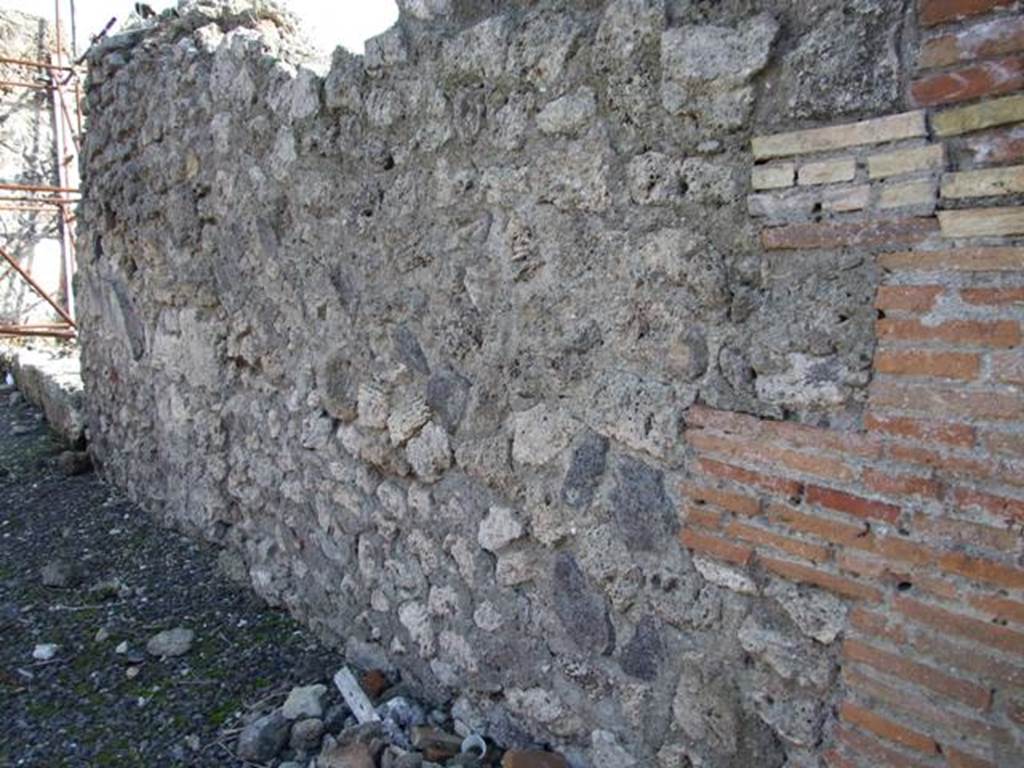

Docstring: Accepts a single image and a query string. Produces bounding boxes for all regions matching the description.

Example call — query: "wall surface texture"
[78,1,1024,765]
[0,10,63,325]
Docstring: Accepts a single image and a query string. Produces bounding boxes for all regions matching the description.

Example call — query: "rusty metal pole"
[50,2,75,323]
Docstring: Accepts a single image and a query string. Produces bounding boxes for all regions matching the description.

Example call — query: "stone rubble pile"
[235,666,570,768]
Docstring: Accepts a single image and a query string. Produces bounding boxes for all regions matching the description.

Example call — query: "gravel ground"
[0,385,347,767]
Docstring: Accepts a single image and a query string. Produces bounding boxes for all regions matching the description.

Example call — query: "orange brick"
[918,16,1024,69]
[763,217,939,250]
[839,702,939,754]
[768,419,883,459]
[937,550,1024,589]
[953,487,1024,521]
[875,318,1021,348]
[843,638,992,709]
[835,726,933,768]
[947,747,997,768]
[688,431,857,483]
[877,247,1024,272]
[863,467,945,500]
[875,285,944,312]
[886,443,991,480]
[850,606,908,644]
[918,0,1015,27]
[895,595,1024,656]
[685,405,760,433]
[872,535,937,567]
[761,556,882,602]
[864,413,975,448]
[767,502,869,545]
[960,286,1024,305]
[964,127,1024,168]
[969,594,1024,625]
[911,56,1024,107]
[908,629,1024,688]
[836,551,957,602]
[696,458,803,499]
[681,482,762,517]
[725,520,830,563]
[875,350,981,380]
[682,504,723,530]
[807,485,901,523]
[869,381,1024,421]
[679,528,753,566]
[842,666,1004,743]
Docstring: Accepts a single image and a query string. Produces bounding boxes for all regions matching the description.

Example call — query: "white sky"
[0,0,399,55]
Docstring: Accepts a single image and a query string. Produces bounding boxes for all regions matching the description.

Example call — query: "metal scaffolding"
[0,1,89,341]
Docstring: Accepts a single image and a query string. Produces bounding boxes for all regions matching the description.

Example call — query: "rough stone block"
[867,144,945,179]
[661,14,778,128]
[752,111,926,159]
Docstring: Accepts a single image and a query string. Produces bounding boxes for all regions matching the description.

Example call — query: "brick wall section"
[681,2,1024,764]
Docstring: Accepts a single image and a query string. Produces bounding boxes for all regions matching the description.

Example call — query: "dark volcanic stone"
[620,615,663,681]
[237,711,290,762]
[609,455,674,551]
[552,552,614,655]
[561,431,608,509]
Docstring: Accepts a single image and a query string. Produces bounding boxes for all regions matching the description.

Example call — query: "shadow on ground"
[0,385,346,767]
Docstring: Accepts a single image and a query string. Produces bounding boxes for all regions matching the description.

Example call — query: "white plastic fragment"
[333,666,381,724]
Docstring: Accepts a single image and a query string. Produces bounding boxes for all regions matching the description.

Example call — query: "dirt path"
[0,385,346,767]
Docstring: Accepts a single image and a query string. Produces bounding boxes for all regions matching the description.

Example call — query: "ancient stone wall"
[0,10,63,325]
[78,1,1023,765]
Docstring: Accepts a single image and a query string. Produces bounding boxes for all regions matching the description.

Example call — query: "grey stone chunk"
[661,13,778,128]
[737,614,832,690]
[590,729,638,768]
[425,369,470,431]
[40,560,80,589]
[619,615,663,681]
[406,421,452,482]
[56,450,92,476]
[282,683,328,720]
[320,351,360,421]
[387,396,431,446]
[561,431,608,509]
[146,627,194,657]
[765,581,847,645]
[477,505,524,552]
[609,455,674,552]
[290,717,326,750]
[536,88,597,136]
[510,403,576,467]
[552,553,614,656]
[236,710,290,762]
[393,325,430,377]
